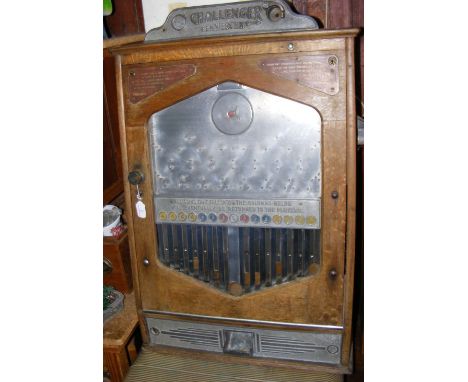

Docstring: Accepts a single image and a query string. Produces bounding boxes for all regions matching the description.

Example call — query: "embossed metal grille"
[149,82,321,295]
[145,318,342,365]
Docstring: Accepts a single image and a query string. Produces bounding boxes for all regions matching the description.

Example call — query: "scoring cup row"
[158,211,317,225]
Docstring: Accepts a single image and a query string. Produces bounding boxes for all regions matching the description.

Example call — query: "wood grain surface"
[112,29,358,370]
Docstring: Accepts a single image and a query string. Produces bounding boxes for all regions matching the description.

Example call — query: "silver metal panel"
[146,317,342,364]
[227,227,241,285]
[149,82,321,198]
[155,197,320,229]
[144,309,344,330]
[145,0,318,42]
[149,82,322,292]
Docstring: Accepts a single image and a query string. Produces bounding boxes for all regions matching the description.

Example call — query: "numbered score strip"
[154,197,321,229]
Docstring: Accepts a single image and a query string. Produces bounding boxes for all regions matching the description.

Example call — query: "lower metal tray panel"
[146,317,342,364]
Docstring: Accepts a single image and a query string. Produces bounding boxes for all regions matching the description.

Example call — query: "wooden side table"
[104,227,133,294]
[104,292,140,382]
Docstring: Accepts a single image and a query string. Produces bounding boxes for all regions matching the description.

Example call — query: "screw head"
[327,345,339,354]
[329,268,338,279]
[331,191,339,199]
[171,14,186,31]
[287,43,294,51]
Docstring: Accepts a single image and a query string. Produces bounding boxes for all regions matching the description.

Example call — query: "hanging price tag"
[136,200,146,218]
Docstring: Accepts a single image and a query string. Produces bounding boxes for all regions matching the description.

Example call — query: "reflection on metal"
[150,82,322,295]
[212,92,253,135]
[145,0,319,42]
[357,116,364,146]
[146,317,342,364]
[149,82,321,201]
[149,81,322,231]
[144,310,344,330]
[223,330,254,355]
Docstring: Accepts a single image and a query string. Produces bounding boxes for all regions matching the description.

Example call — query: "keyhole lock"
[267,5,283,22]
[130,169,147,218]
[128,170,145,185]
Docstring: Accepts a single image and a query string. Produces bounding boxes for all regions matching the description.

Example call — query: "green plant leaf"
[103,0,113,16]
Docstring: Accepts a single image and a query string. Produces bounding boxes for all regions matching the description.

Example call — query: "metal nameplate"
[145,0,318,42]
[260,55,339,95]
[146,317,342,364]
[155,197,320,229]
[127,64,196,103]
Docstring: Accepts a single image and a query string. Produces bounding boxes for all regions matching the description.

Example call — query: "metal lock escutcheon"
[267,5,283,22]
[128,170,145,185]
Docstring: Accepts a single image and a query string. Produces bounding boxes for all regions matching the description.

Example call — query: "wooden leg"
[127,336,139,364]
[104,347,130,382]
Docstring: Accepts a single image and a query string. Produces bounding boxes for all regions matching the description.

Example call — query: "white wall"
[142,0,250,32]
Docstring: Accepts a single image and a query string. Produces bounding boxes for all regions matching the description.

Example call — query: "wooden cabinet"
[103,1,362,377]
[112,28,358,373]
[104,292,141,382]
[104,230,133,293]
